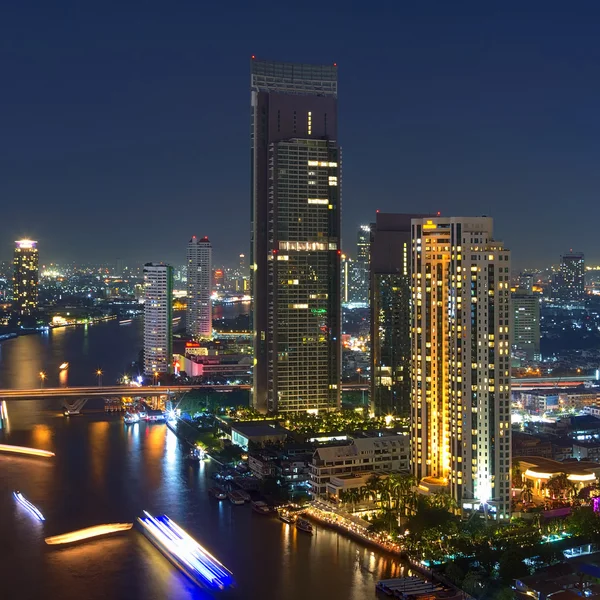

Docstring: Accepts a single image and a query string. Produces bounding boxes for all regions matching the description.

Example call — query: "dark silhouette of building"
[370,214,427,417]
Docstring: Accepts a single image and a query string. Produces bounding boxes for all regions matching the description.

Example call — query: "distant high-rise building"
[115,258,124,277]
[213,268,224,290]
[143,263,173,375]
[13,240,39,317]
[239,254,246,271]
[370,214,428,418]
[251,57,341,413]
[186,236,212,339]
[512,289,541,361]
[341,254,353,304]
[352,225,371,303]
[518,272,534,293]
[411,217,511,520]
[557,251,585,303]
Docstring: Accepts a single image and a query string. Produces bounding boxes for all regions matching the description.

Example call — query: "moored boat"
[228,490,245,505]
[209,486,227,500]
[295,518,313,534]
[279,512,293,524]
[251,500,271,515]
[237,490,251,503]
[124,413,140,424]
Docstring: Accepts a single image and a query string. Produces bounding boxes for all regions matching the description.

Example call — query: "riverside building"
[411,216,512,519]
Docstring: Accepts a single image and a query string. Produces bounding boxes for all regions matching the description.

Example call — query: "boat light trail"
[45,523,133,545]
[0,444,54,458]
[138,511,234,590]
[13,492,45,521]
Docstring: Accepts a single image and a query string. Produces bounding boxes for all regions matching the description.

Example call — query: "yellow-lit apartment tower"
[411,217,511,520]
[13,240,39,317]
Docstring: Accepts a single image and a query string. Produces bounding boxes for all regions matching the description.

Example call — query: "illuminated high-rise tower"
[13,240,39,317]
[352,224,371,303]
[411,216,511,520]
[559,251,585,302]
[251,58,341,413]
[143,263,173,375]
[186,236,212,339]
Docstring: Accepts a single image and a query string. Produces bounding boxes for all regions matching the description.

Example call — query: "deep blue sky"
[1,2,599,269]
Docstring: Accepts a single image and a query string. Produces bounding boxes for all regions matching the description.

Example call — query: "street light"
[153,371,158,386]
[39,372,46,389]
[96,369,103,387]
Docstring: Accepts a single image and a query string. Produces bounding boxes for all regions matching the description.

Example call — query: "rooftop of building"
[515,455,600,476]
[572,439,600,448]
[567,414,600,429]
[230,421,290,438]
[314,434,408,462]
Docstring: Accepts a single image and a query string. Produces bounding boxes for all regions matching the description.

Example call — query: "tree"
[364,475,381,504]
[520,480,534,504]
[462,570,488,599]
[547,473,575,501]
[498,546,529,583]
[444,561,465,586]
[492,587,515,600]
[430,491,458,512]
[512,463,523,488]
[567,506,600,537]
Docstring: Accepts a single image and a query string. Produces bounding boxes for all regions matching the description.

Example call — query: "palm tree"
[547,473,574,501]
[365,475,381,505]
[392,472,417,519]
[430,491,458,512]
[512,463,523,488]
[520,480,534,504]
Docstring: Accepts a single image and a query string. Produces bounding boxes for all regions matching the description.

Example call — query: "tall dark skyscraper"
[251,58,341,413]
[13,239,39,317]
[370,214,427,418]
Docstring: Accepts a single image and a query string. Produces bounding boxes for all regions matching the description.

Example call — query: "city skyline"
[3,5,600,268]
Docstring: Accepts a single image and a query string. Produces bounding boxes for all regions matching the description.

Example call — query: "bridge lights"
[96,369,103,387]
[39,372,46,388]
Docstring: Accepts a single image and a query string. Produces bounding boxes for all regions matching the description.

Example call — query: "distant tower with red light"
[186,236,212,339]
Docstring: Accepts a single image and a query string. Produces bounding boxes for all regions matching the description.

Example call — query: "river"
[0,316,406,599]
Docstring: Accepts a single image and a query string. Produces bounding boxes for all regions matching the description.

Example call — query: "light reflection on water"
[0,404,403,600]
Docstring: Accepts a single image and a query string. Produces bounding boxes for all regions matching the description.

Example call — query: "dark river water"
[0,316,405,599]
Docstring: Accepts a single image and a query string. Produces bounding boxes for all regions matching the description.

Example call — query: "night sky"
[1,2,599,269]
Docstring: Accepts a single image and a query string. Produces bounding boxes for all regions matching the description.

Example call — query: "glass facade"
[268,140,341,412]
[371,273,411,417]
[251,58,341,413]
